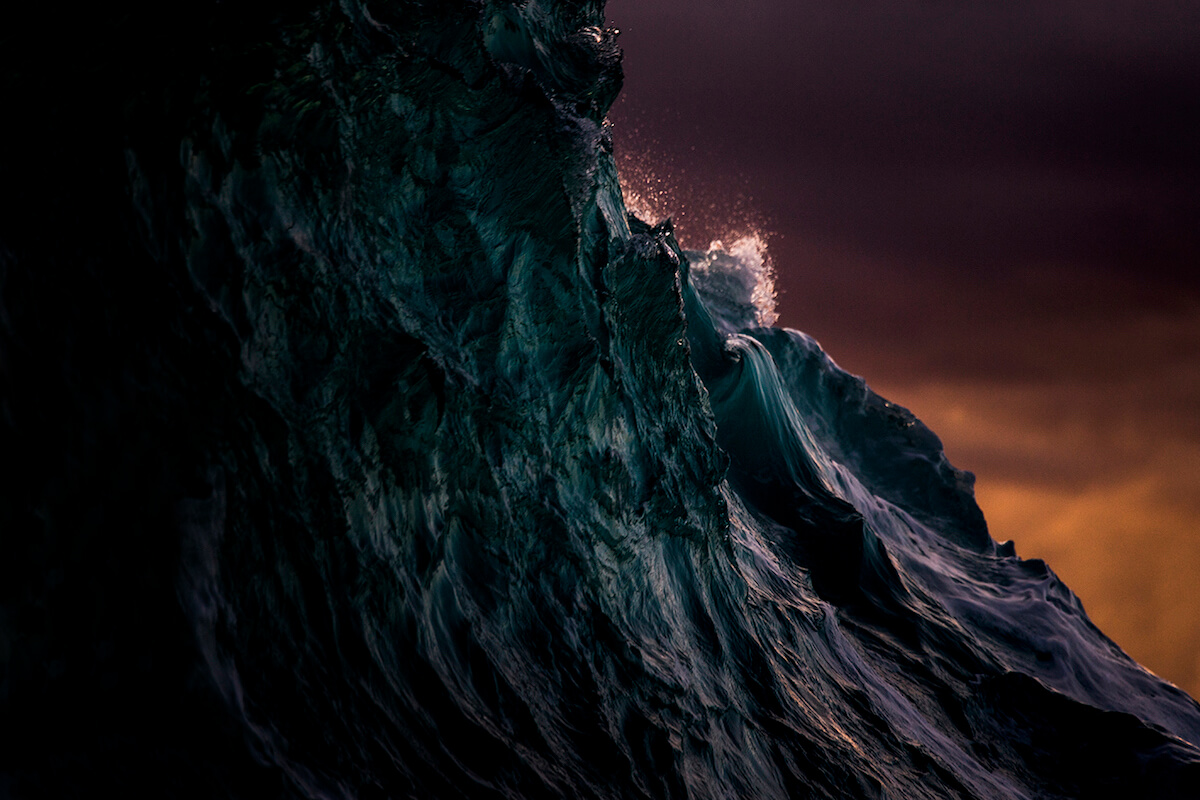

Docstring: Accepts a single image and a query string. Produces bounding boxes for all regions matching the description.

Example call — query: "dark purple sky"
[606,0,1200,696]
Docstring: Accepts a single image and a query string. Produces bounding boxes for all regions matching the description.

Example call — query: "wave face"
[4,1,1200,797]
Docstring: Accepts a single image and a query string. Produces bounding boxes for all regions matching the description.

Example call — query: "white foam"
[690,234,778,330]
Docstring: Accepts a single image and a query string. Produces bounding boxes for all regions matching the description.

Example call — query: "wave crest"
[686,235,778,332]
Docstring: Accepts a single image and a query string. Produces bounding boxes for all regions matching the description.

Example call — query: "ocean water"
[3,1,1199,797]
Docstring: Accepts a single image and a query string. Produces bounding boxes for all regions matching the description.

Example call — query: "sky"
[604,0,1200,698]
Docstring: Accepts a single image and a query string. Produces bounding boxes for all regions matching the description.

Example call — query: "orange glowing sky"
[607,0,1200,698]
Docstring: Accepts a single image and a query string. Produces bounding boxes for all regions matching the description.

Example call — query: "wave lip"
[686,235,778,332]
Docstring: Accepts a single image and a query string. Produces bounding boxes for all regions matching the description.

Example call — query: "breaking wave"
[687,235,778,330]
[5,1,1200,798]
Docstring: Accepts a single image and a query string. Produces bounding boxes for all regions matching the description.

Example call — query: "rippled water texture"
[3,1,1200,797]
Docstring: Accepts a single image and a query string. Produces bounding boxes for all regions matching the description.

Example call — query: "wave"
[686,235,778,331]
[4,1,1200,798]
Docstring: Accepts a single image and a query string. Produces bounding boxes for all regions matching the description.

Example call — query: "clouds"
[607,0,1200,696]
[861,301,1200,692]
[608,0,1200,284]
[976,455,1200,695]
[811,264,1200,695]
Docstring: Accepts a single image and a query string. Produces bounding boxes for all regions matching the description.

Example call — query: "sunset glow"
[609,0,1200,696]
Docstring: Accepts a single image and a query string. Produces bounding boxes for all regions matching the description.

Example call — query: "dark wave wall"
[3,2,1199,798]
